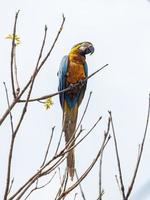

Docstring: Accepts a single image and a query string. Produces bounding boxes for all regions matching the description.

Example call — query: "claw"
[78,80,86,89]
[69,83,74,89]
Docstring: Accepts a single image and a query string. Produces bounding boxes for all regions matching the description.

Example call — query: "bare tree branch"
[8,115,102,200]
[55,169,68,200]
[10,10,20,98]
[55,130,64,156]
[125,94,150,199]
[8,178,14,195]
[56,133,110,200]
[75,91,92,133]
[73,193,78,200]
[41,126,55,167]
[98,117,111,200]
[0,15,65,126]
[75,170,86,200]
[98,142,104,200]
[3,82,15,200]
[24,172,56,200]
[109,111,126,200]
[13,44,20,95]
[3,18,48,200]
[115,175,122,194]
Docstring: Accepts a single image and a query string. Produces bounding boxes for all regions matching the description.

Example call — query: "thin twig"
[9,156,66,200]
[43,117,101,176]
[72,117,102,152]
[55,169,67,200]
[99,117,111,200]
[74,193,78,200]
[10,10,20,98]
[125,95,150,199]
[75,91,92,133]
[115,175,122,194]
[41,126,55,167]
[75,170,86,200]
[3,82,15,200]
[43,117,103,175]
[55,130,64,156]
[24,172,56,200]
[36,14,65,73]
[109,111,126,200]
[99,146,103,200]
[61,171,68,200]
[3,82,14,135]
[13,44,20,95]
[8,178,14,195]
[97,118,111,200]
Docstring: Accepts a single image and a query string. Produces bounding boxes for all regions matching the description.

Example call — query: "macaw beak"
[85,45,94,55]
[78,42,94,56]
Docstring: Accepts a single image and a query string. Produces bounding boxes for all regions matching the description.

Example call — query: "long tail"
[63,101,78,180]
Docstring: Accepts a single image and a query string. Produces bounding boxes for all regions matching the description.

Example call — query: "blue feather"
[58,55,68,108]
[58,56,88,109]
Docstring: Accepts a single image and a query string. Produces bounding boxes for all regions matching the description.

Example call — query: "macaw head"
[71,42,94,56]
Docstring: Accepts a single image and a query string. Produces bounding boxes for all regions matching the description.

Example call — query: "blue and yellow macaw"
[58,42,94,179]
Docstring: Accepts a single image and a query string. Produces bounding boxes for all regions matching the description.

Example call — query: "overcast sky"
[0,0,150,199]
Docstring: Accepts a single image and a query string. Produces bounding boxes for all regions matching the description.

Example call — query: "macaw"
[58,42,94,179]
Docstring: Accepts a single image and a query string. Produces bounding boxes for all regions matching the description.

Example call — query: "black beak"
[86,45,94,55]
[78,42,94,56]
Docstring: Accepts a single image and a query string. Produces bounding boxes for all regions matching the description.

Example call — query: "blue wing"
[58,55,68,108]
[58,57,88,109]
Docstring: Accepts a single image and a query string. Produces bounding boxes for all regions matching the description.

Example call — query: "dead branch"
[13,44,20,95]
[41,126,55,167]
[109,111,126,199]
[10,10,20,98]
[75,170,86,200]
[56,133,110,200]
[0,14,65,126]
[98,117,111,200]
[24,172,56,200]
[125,94,150,199]
[3,83,15,200]
[55,169,68,200]
[8,115,102,200]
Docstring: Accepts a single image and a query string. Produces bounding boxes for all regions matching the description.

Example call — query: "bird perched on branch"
[58,42,94,179]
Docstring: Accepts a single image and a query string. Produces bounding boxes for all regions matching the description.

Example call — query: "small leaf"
[5,34,21,45]
[44,97,53,110]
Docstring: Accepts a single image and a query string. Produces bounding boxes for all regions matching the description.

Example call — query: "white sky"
[0,0,150,199]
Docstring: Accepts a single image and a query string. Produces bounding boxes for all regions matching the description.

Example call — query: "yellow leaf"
[44,97,53,110]
[5,34,21,45]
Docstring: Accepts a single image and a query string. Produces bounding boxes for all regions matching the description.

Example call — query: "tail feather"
[63,101,78,180]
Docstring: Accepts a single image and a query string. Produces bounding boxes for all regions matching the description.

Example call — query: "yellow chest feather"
[66,53,86,84]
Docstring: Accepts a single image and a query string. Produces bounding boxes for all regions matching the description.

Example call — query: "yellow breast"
[67,53,86,84]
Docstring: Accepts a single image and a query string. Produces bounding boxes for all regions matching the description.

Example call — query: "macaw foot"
[69,83,75,90]
[78,79,86,89]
